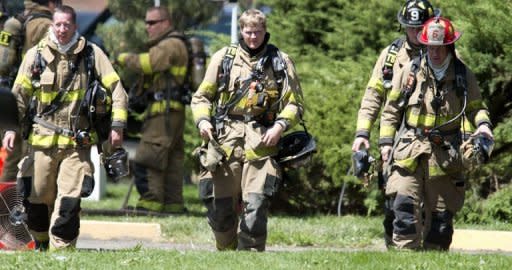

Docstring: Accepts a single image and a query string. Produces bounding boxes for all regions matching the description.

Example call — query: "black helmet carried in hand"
[102,148,130,181]
[473,135,494,164]
[277,131,317,169]
[397,0,438,28]
[352,149,374,179]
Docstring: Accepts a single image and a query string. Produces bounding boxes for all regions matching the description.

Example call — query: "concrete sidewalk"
[77,220,512,252]
[451,229,512,252]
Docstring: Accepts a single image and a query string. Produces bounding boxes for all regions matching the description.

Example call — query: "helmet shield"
[418,17,462,46]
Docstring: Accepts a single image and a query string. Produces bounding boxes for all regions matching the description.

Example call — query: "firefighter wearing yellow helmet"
[379,17,493,250]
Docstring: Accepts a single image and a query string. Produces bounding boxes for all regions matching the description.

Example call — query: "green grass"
[2,181,510,269]
[1,249,512,270]
[80,181,512,248]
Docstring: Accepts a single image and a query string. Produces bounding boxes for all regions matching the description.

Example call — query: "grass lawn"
[0,180,490,269]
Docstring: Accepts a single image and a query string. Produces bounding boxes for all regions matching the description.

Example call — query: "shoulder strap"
[382,38,404,87]
[454,57,467,97]
[397,54,422,108]
[217,44,238,93]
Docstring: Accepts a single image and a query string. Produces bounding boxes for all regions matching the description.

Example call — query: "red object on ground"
[0,147,7,178]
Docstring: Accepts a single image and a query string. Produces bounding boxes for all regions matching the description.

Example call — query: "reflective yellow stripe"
[245,146,278,161]
[474,111,490,124]
[234,97,248,110]
[395,157,418,172]
[147,100,185,116]
[388,88,401,101]
[14,75,34,95]
[429,164,447,177]
[287,90,297,103]
[170,66,187,78]
[356,119,372,131]
[405,109,453,128]
[367,77,385,97]
[278,108,298,126]
[101,72,120,89]
[198,81,217,96]
[36,89,85,104]
[461,118,475,132]
[112,108,128,122]
[219,92,229,105]
[136,199,163,212]
[29,131,99,147]
[221,145,233,159]
[139,53,152,75]
[117,53,129,66]
[192,106,211,122]
[380,125,396,138]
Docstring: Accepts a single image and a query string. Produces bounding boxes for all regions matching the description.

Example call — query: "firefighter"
[0,0,60,182]
[379,17,493,250]
[352,0,438,247]
[2,5,128,250]
[115,6,188,214]
[191,9,304,251]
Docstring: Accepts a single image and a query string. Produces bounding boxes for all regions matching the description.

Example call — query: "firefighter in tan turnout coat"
[116,6,189,214]
[3,6,128,250]
[352,0,439,247]
[0,0,59,182]
[191,9,304,251]
[379,17,493,250]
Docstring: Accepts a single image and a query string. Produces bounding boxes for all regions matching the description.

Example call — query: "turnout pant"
[199,149,281,251]
[19,147,94,250]
[385,155,465,250]
[135,111,185,213]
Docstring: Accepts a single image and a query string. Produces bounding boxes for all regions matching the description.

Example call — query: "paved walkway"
[76,220,512,253]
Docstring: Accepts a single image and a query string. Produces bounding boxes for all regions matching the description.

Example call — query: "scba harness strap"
[214,44,288,130]
[399,55,469,144]
[382,38,404,90]
[25,42,109,146]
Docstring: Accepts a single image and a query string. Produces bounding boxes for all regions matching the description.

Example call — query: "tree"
[260,0,512,218]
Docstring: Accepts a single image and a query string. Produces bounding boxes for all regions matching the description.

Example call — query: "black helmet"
[102,148,130,181]
[352,150,374,179]
[473,135,494,164]
[277,131,317,169]
[397,0,438,28]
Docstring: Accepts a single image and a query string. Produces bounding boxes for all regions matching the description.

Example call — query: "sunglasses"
[145,19,165,26]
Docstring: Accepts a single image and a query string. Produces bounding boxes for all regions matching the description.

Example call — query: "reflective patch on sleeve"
[139,53,152,75]
[367,77,385,97]
[101,72,121,90]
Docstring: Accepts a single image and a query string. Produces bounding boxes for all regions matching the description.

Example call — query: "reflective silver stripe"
[33,116,74,137]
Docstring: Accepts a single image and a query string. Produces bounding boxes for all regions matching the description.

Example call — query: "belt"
[408,125,460,145]
[149,90,181,102]
[226,114,258,122]
[33,116,74,137]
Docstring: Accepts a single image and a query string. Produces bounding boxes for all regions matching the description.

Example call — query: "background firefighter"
[379,17,493,250]
[191,9,304,251]
[2,5,128,250]
[0,0,60,182]
[115,6,188,214]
